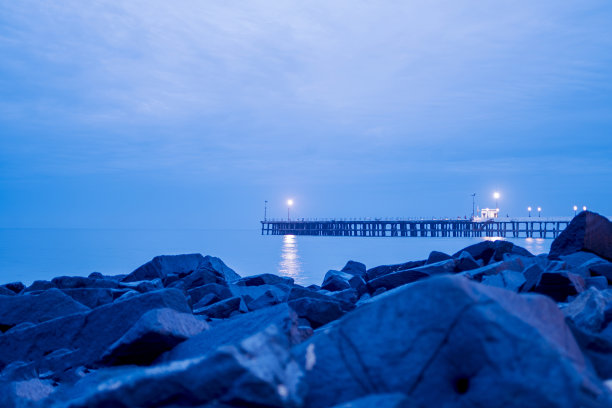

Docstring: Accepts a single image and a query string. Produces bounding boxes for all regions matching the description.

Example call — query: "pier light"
[493,192,500,209]
[583,205,587,211]
[537,207,542,217]
[527,206,532,217]
[287,199,293,221]
[573,205,577,216]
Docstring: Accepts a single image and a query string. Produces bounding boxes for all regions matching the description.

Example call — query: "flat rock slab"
[293,275,610,408]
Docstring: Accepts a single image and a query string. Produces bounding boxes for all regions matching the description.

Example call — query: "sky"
[1,0,611,228]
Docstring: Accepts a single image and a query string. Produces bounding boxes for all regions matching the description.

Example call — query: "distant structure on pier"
[479,208,499,219]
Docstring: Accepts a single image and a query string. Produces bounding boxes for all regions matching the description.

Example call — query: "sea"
[0,228,552,286]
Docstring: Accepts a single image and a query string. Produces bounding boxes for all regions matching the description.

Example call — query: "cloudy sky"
[1,1,611,228]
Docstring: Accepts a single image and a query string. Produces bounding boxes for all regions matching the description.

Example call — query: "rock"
[0,288,90,331]
[293,274,609,408]
[367,269,430,293]
[365,260,426,282]
[464,258,528,282]
[329,288,359,305]
[586,276,609,291]
[322,270,366,295]
[330,393,409,408]
[341,260,366,276]
[0,289,191,372]
[520,264,544,293]
[47,325,304,408]
[235,273,294,287]
[245,289,283,311]
[288,296,346,329]
[118,278,164,293]
[455,251,480,272]
[567,322,612,379]
[560,252,608,270]
[590,263,612,283]
[123,254,205,283]
[161,303,307,362]
[499,270,527,292]
[22,280,56,293]
[98,308,209,366]
[0,286,15,296]
[550,211,612,261]
[51,276,118,289]
[229,284,290,308]
[1,282,25,294]
[288,286,354,312]
[453,240,533,265]
[564,288,612,332]
[188,283,233,305]
[426,251,452,264]
[194,296,242,319]
[533,272,586,302]
[61,288,116,308]
[0,378,55,407]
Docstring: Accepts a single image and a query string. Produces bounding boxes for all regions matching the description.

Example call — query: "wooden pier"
[261,218,571,239]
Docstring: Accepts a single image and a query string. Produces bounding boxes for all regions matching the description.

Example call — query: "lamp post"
[264,200,268,221]
[528,206,531,217]
[573,205,577,216]
[287,199,293,221]
[537,207,542,217]
[583,206,587,212]
[493,192,500,209]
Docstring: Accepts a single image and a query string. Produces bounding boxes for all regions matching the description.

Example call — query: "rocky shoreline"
[1,211,612,407]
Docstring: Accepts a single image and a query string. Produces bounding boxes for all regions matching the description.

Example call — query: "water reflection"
[278,234,304,284]
[522,237,547,255]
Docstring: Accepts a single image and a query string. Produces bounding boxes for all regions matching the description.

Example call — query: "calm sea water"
[0,229,552,286]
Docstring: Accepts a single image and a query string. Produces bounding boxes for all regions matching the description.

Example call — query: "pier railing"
[260,219,572,239]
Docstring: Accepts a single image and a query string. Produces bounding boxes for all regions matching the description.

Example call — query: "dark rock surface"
[550,211,612,261]
[1,242,612,407]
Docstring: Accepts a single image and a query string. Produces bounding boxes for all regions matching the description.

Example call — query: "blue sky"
[1,0,611,228]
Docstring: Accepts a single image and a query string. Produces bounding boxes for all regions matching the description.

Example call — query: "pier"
[261,218,571,239]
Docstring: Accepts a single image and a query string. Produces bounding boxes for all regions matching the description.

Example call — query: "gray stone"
[533,272,586,302]
[235,273,294,287]
[22,280,56,293]
[453,240,533,265]
[293,275,609,408]
[426,251,452,264]
[51,276,119,289]
[341,260,367,276]
[123,254,208,283]
[365,260,426,282]
[322,270,366,295]
[550,211,612,261]
[188,283,232,305]
[61,288,115,308]
[564,287,612,332]
[455,251,480,272]
[118,278,164,293]
[98,308,209,366]
[1,282,25,295]
[194,296,242,319]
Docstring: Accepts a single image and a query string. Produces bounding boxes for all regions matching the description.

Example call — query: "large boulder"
[0,289,191,372]
[453,240,533,265]
[60,288,116,309]
[98,308,209,366]
[550,211,612,261]
[51,276,118,289]
[123,254,206,282]
[287,287,353,328]
[367,258,455,293]
[533,272,585,302]
[188,283,233,305]
[340,260,367,277]
[47,325,305,408]
[426,251,452,264]
[235,273,294,287]
[321,270,366,295]
[193,296,243,319]
[1,282,25,295]
[292,275,610,408]
[563,287,612,333]
[0,288,89,332]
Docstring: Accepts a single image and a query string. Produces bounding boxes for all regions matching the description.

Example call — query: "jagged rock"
[245,289,283,311]
[1,282,24,294]
[288,286,353,311]
[365,260,426,282]
[533,272,586,302]
[22,280,56,293]
[329,288,359,305]
[188,283,233,305]
[463,257,528,282]
[194,296,242,319]
[229,284,289,307]
[453,240,533,265]
[560,252,608,270]
[61,288,116,308]
[331,393,409,408]
[590,263,612,283]
[0,288,89,332]
[322,270,366,295]
[288,296,346,329]
[564,288,612,332]
[52,276,118,289]
[586,276,609,291]
[426,251,452,264]
[499,270,527,292]
[124,254,205,282]
[550,211,612,261]
[161,303,308,362]
[367,269,430,293]
[0,289,191,372]
[567,322,612,379]
[235,273,294,287]
[341,260,367,276]
[293,274,610,408]
[48,325,304,408]
[98,308,209,366]
[455,251,480,272]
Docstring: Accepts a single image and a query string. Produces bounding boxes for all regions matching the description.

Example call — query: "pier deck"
[261,219,571,239]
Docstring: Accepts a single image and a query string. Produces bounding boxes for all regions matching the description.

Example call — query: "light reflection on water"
[278,234,304,284]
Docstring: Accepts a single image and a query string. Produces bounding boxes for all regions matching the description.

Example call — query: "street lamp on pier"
[287,199,293,221]
[527,206,531,217]
[583,206,587,212]
[573,205,577,216]
[493,192,500,209]
[537,207,542,217]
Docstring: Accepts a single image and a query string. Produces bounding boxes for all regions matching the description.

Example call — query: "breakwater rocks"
[1,211,612,407]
